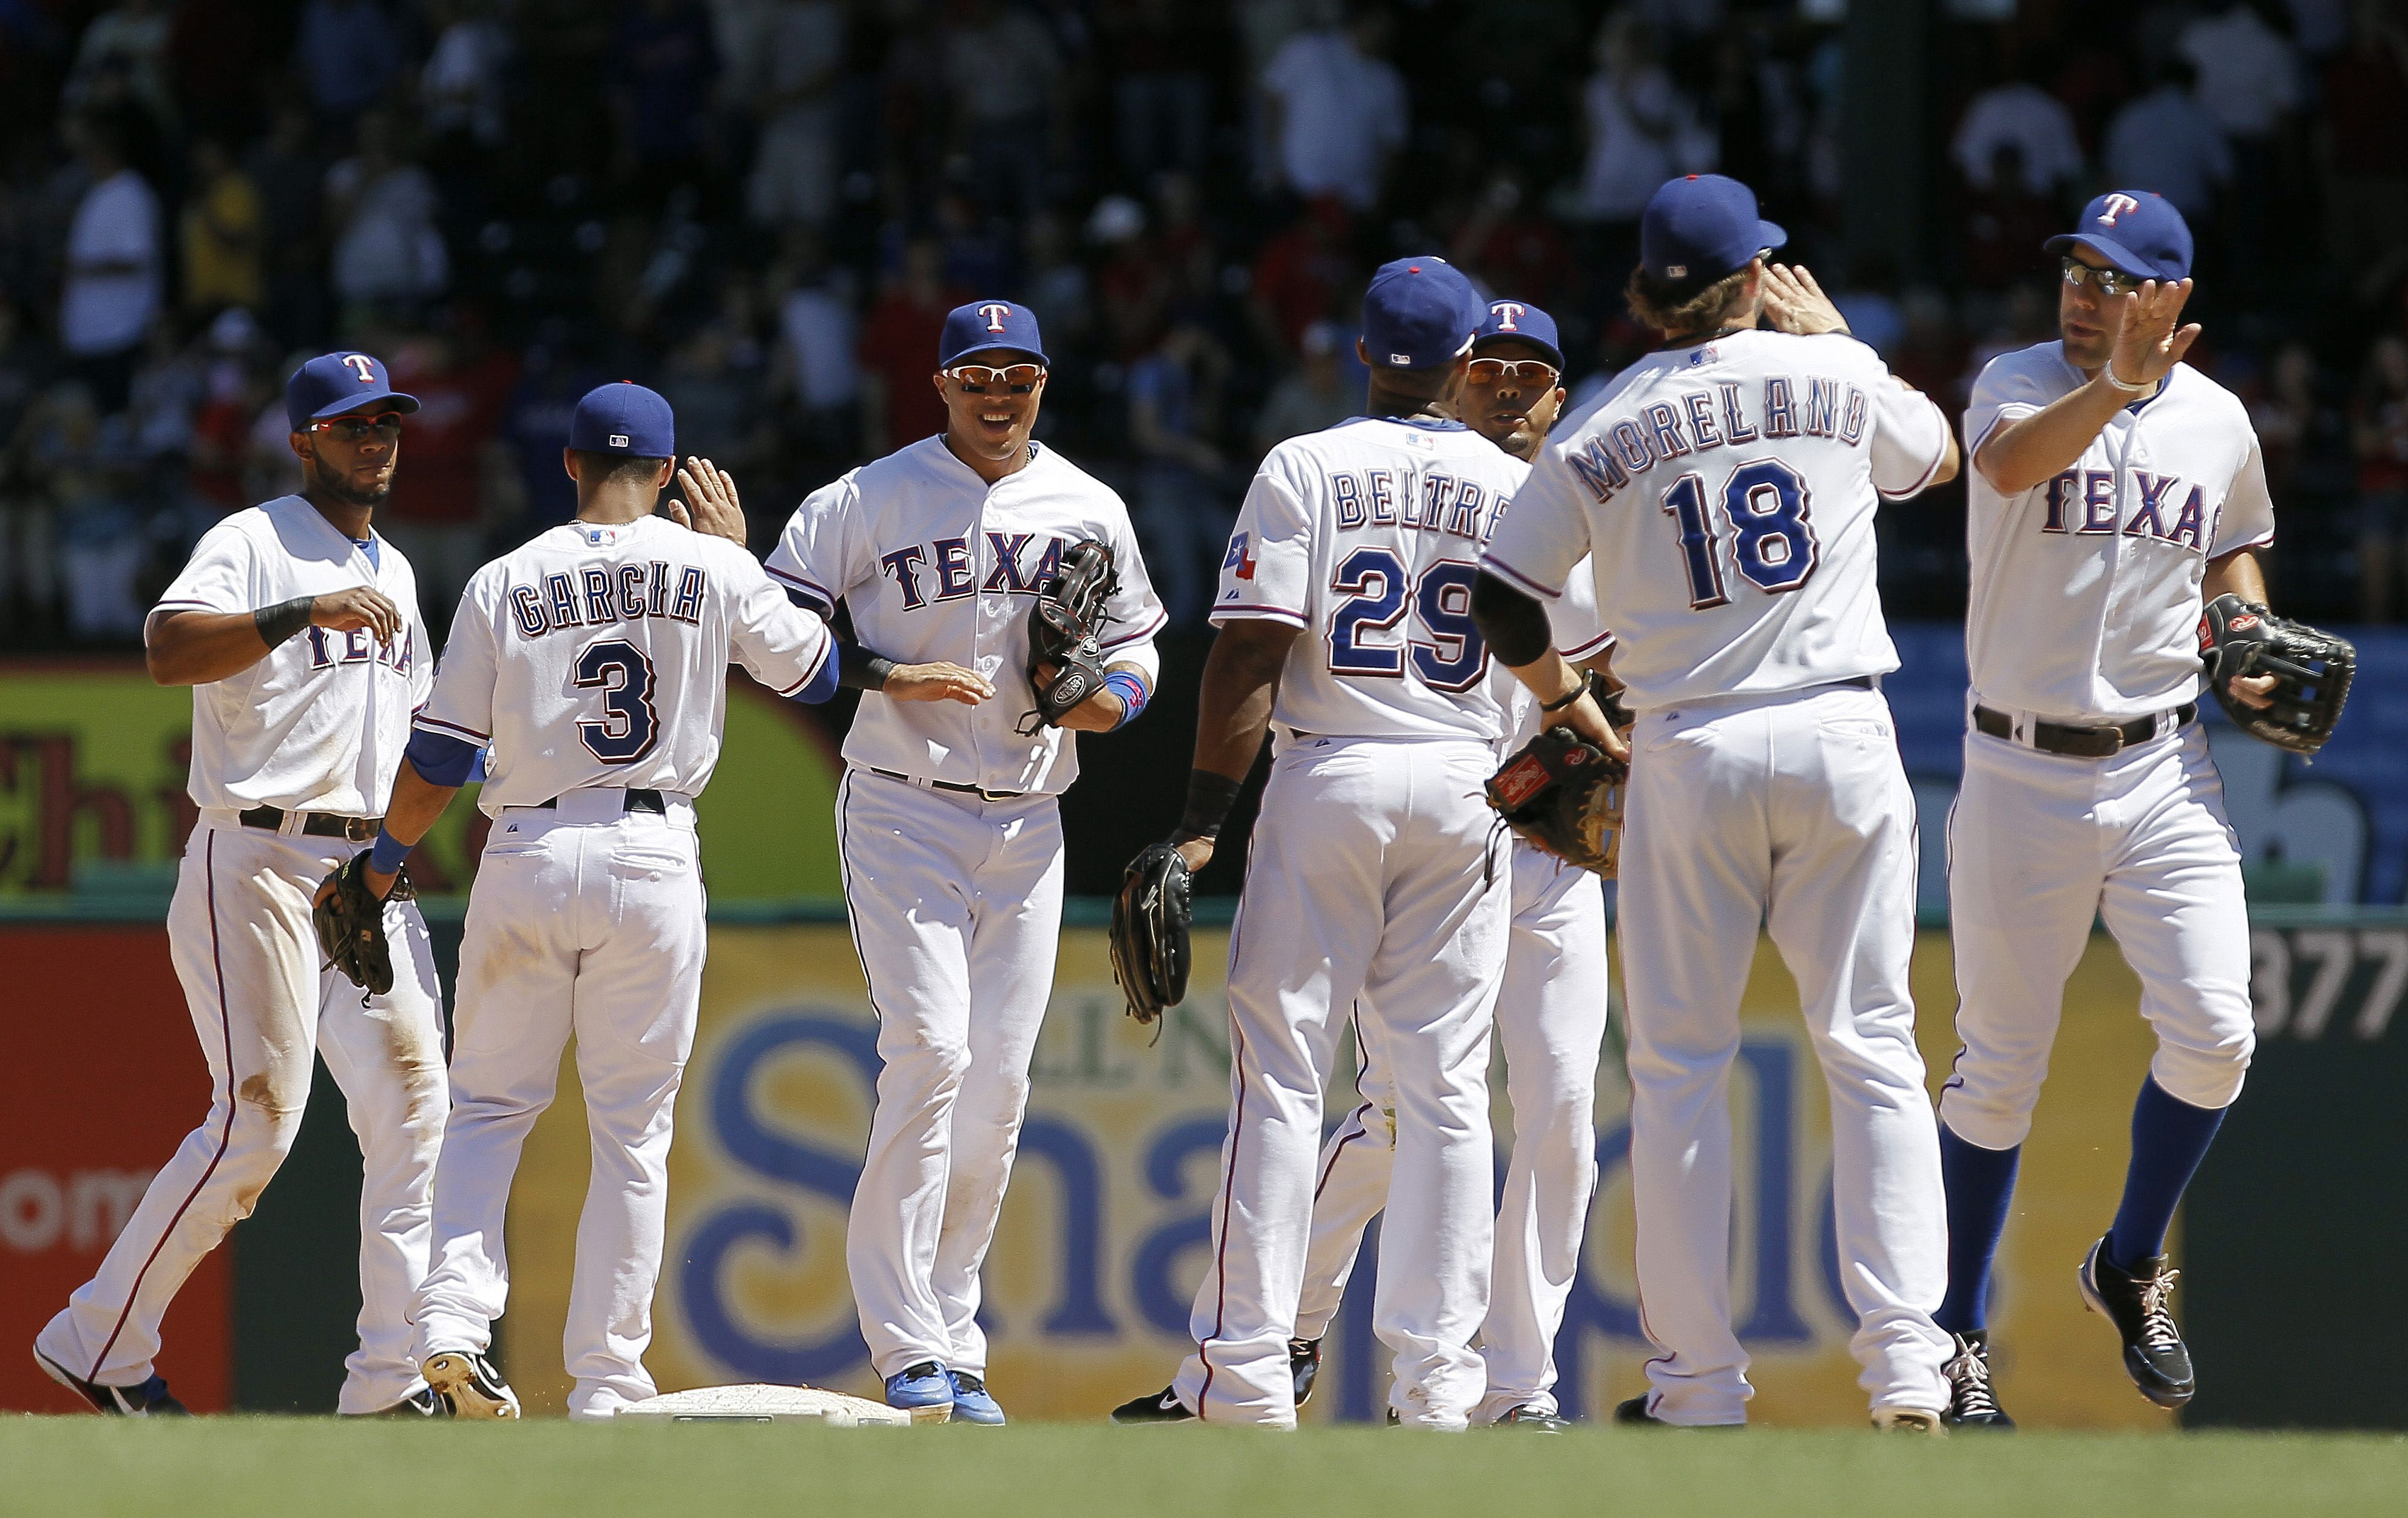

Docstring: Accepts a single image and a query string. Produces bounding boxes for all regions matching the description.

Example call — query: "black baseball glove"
[1486,726,1628,876]
[1109,840,1192,1024]
[312,852,415,996]
[2197,593,2354,757]
[1018,538,1117,735]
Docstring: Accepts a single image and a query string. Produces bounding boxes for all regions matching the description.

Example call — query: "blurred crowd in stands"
[0,0,2401,650]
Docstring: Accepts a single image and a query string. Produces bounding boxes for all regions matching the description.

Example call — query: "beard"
[307,450,392,507]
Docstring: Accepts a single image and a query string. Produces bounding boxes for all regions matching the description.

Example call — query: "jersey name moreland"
[1486,329,1951,710]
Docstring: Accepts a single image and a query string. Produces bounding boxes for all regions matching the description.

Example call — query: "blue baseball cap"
[285,351,419,431]
[2046,191,2193,282]
[1639,174,1787,286]
[569,382,675,457]
[939,300,1049,368]
[1475,298,1565,371]
[1361,256,1481,370]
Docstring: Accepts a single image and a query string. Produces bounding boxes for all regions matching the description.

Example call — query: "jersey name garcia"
[1213,415,1530,741]
[155,494,431,815]
[419,516,832,814]
[766,437,1166,796]
[1963,345,2274,721]
[1486,330,1951,710]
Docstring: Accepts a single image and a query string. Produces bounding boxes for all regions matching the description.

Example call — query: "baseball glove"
[1486,726,1628,876]
[2197,594,2354,757]
[1018,538,1117,735]
[1109,840,1192,1024]
[312,852,416,997]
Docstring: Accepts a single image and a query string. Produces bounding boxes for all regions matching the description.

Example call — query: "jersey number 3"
[1327,548,1486,690]
[574,639,659,764]
[1660,459,1818,609]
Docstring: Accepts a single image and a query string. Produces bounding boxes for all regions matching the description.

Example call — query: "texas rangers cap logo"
[1492,302,1525,331]
[2097,193,2141,227]
[342,354,377,383]
[979,303,1013,332]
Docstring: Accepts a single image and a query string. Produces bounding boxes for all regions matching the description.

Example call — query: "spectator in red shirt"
[855,237,963,454]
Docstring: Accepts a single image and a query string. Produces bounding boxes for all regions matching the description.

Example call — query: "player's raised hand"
[665,456,748,546]
[1760,263,1852,338]
[310,586,404,644]
[885,661,994,706]
[2108,278,2200,389]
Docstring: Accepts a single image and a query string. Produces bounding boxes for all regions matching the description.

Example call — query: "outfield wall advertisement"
[499,925,2168,1429]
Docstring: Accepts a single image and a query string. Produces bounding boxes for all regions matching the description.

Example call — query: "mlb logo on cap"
[1639,174,1787,288]
[285,351,421,430]
[570,382,675,457]
[1361,257,1481,371]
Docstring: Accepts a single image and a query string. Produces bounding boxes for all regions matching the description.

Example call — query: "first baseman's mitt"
[1109,840,1192,1024]
[312,852,415,996]
[1018,538,1117,734]
[2198,594,2354,757]
[1486,726,1628,876]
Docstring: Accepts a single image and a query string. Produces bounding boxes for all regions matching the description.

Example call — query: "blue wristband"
[368,829,413,875]
[1103,670,1149,729]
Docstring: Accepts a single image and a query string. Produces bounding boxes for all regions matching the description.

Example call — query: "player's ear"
[561,446,580,484]
[653,457,675,489]
[931,369,947,397]
[288,430,311,464]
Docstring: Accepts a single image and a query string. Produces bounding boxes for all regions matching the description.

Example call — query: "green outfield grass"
[5,1418,2403,1517]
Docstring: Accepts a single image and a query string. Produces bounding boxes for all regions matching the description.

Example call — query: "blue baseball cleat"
[885,1360,955,1423]
[947,1369,1006,1425]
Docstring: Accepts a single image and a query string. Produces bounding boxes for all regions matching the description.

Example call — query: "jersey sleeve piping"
[1100,606,1169,650]
[1560,628,1617,660]
[1964,403,2036,460]
[1878,436,1951,501]
[1209,602,1308,629]
[774,633,837,698]
[1480,554,1564,601]
[767,562,837,612]
[415,713,492,743]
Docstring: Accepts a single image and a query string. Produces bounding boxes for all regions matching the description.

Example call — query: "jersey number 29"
[574,639,659,764]
[1327,548,1486,690]
[1660,459,1819,609]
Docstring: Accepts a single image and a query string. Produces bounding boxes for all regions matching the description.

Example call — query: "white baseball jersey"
[1486,331,1952,710]
[766,437,1165,795]
[418,515,833,812]
[1963,347,2275,721]
[154,494,431,814]
[1213,415,1530,740]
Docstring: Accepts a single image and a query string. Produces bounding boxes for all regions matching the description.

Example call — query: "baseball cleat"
[1872,1407,1946,1435]
[1612,1394,1740,1429]
[1941,1331,2015,1429]
[33,1345,189,1415]
[1493,1405,1570,1431]
[946,1369,1006,1425]
[883,1361,955,1423]
[2078,1236,2196,1408]
[1290,1337,1322,1408]
[422,1351,521,1420]
[1109,1385,1194,1423]
[351,1384,451,1418]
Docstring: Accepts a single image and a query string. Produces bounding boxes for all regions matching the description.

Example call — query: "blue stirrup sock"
[1935,1122,2021,1335]
[2105,1074,2228,1271]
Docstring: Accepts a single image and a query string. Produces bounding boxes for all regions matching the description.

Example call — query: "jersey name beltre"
[1559,366,1882,503]
[877,531,1077,612]
[505,559,710,638]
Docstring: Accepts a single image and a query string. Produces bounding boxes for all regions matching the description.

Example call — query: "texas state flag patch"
[1223,531,1257,581]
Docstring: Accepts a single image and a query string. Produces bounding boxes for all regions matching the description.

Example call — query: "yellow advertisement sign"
[501,925,2168,1428]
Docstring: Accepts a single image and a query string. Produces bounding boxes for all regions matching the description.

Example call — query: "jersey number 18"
[1660,458,1819,609]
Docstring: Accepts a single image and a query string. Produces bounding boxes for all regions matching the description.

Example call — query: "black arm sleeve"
[1471,571,1553,668]
[837,640,896,692]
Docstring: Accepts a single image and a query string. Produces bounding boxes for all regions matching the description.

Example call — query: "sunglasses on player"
[307,411,406,442]
[1467,357,1561,388]
[944,364,1046,396]
[2060,257,2151,299]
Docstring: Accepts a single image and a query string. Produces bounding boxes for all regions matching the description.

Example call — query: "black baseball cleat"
[1493,1405,1570,1431]
[422,1350,521,1420]
[33,1345,189,1415]
[1941,1331,2015,1429]
[350,1385,452,1418]
[1614,1394,1741,1429]
[1110,1385,1194,1423]
[1290,1338,1322,1408]
[2078,1236,2196,1409]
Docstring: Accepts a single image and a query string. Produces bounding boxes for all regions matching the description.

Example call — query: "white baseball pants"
[836,768,1064,1382]
[1617,684,1950,1425]
[1294,843,1609,1422]
[1172,735,1510,1429]
[38,818,447,1413]
[411,791,706,1420]
[1940,721,2254,1149]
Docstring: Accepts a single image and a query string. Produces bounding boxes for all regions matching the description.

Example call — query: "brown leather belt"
[1972,703,2196,758]
[236,806,381,842]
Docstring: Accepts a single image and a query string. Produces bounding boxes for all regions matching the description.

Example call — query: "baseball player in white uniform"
[34,354,448,1417]
[1123,258,1544,1431]
[1193,300,1615,1431]
[765,301,1165,1425]
[1933,193,2279,1426]
[1477,175,1963,1431]
[360,384,908,1421]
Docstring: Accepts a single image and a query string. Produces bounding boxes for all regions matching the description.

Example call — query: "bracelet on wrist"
[1177,767,1243,842]
[2099,365,2151,394]
[1541,672,1595,713]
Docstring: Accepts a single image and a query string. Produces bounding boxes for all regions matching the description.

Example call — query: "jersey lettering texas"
[305,623,416,673]
[507,561,708,638]
[879,532,1068,611]
[2038,469,2212,550]
[1561,373,1873,504]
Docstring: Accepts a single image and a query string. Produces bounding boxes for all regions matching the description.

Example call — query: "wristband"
[1177,767,1243,842]
[254,596,313,647]
[1102,670,1149,730]
[837,641,896,692]
[2099,364,2151,394]
[1541,672,1595,713]
[368,828,412,875]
